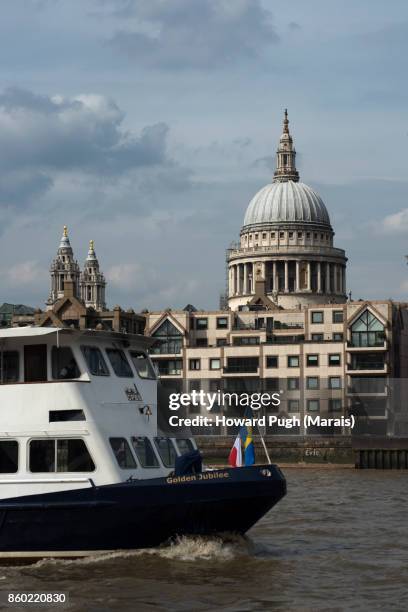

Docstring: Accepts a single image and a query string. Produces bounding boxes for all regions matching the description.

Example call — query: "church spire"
[273,109,299,183]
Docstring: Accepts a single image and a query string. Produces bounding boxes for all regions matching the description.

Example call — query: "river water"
[0,468,407,612]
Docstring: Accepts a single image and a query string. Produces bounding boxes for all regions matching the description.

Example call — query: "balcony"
[347,342,386,351]
[347,362,387,374]
[223,366,259,376]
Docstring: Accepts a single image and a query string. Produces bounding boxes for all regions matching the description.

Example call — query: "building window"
[298,232,302,238]
[0,440,18,473]
[288,355,299,368]
[264,378,279,391]
[289,232,294,238]
[210,358,221,370]
[314,233,317,239]
[333,310,343,323]
[329,376,341,389]
[287,377,299,390]
[157,359,182,375]
[311,333,324,342]
[306,376,319,390]
[226,357,258,373]
[333,332,343,341]
[329,399,342,412]
[262,233,267,239]
[288,399,300,412]
[280,232,284,238]
[196,338,208,347]
[266,356,278,368]
[232,336,260,346]
[271,232,275,239]
[196,318,208,330]
[306,354,319,367]
[329,354,341,366]
[216,317,228,329]
[216,338,227,347]
[189,359,201,371]
[151,319,183,354]
[350,310,385,347]
[307,399,320,412]
[306,232,310,239]
[311,311,324,324]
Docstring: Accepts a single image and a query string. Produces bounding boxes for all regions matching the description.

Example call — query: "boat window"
[0,440,18,473]
[154,437,177,468]
[109,438,136,469]
[52,346,80,380]
[29,440,55,472]
[81,346,109,376]
[29,439,95,472]
[56,439,95,472]
[49,410,86,422]
[176,439,194,455]
[129,351,156,380]
[24,344,47,382]
[106,349,133,378]
[131,436,160,468]
[0,351,19,383]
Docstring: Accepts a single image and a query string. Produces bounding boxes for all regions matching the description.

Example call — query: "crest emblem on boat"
[125,384,142,402]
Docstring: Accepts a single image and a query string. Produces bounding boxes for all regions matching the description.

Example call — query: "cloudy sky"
[0,0,408,310]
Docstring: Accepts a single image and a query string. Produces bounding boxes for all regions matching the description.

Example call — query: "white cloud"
[380,209,408,233]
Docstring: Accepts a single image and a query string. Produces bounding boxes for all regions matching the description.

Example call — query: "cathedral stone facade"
[228,111,347,311]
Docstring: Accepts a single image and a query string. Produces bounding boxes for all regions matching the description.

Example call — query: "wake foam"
[30,534,251,568]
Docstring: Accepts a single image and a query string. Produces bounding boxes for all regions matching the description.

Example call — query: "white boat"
[0,326,286,557]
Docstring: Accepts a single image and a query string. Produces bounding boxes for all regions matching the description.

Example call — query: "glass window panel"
[131,437,160,467]
[176,439,194,455]
[0,440,18,473]
[287,377,299,390]
[52,346,80,380]
[0,351,19,383]
[56,439,95,472]
[110,438,136,469]
[307,399,320,412]
[129,351,156,379]
[307,377,319,389]
[81,346,109,376]
[154,437,177,468]
[106,349,133,378]
[288,400,299,412]
[30,440,55,472]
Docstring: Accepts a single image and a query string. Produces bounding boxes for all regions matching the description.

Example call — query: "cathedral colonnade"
[228,260,346,297]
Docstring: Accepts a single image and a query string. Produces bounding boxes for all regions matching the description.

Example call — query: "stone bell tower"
[46,226,81,309]
[80,240,106,310]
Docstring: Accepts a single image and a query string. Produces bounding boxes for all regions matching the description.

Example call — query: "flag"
[228,435,242,467]
[240,422,255,466]
[228,407,256,467]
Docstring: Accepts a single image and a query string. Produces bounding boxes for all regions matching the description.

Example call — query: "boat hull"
[0,465,286,553]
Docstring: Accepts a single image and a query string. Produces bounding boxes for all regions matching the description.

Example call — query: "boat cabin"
[0,327,195,500]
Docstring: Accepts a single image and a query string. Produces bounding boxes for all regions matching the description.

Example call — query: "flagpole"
[258,430,271,464]
[256,407,271,464]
